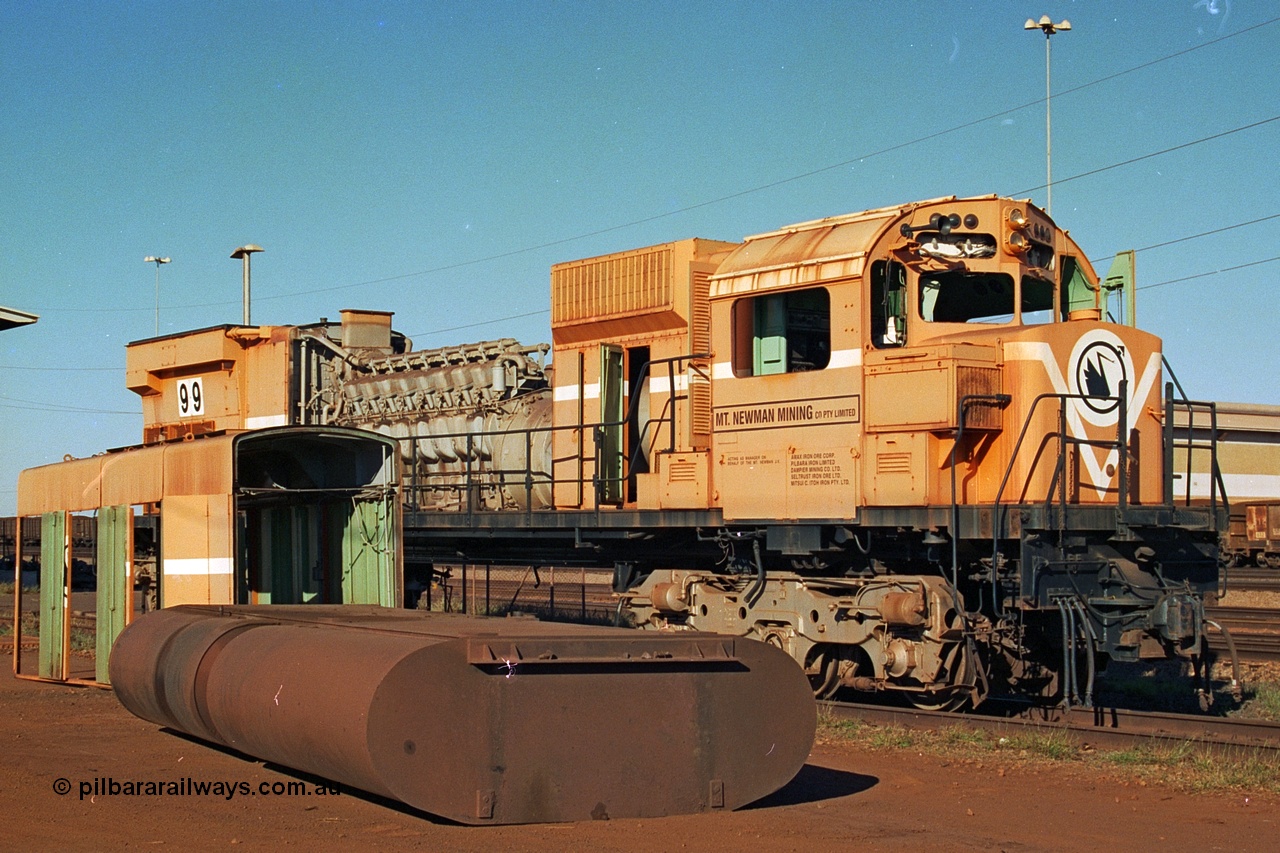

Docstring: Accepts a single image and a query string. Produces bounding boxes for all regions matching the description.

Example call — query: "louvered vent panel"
[876,452,913,475]
[668,460,699,482]
[690,380,712,438]
[552,246,673,325]
[691,270,711,354]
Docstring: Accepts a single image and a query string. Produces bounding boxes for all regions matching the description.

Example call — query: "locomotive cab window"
[870,261,907,348]
[732,287,830,377]
[918,271,1056,325]
[1020,274,1056,324]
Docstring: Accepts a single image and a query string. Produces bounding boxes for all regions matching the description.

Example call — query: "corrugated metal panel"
[17,457,103,515]
[19,437,238,515]
[163,436,235,497]
[713,211,898,280]
[552,245,673,326]
[100,448,164,507]
[1247,505,1265,543]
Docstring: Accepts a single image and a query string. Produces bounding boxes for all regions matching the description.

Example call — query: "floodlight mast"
[144,255,171,336]
[1025,15,1071,215]
[230,245,263,325]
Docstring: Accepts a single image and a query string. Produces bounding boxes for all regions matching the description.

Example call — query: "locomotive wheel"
[903,642,977,712]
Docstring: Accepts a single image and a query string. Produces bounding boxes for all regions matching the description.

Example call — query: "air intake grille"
[552,246,673,325]
[876,452,912,474]
[957,366,1003,429]
[668,460,699,482]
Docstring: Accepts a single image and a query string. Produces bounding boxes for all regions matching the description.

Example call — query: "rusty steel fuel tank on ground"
[109,605,816,825]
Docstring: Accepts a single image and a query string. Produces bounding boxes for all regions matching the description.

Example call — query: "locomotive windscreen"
[919,271,1055,325]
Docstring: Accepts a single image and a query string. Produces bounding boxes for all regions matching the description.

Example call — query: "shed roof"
[0,305,38,331]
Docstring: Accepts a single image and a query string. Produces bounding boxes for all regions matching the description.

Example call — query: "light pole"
[230,245,263,325]
[144,255,171,336]
[1025,15,1071,215]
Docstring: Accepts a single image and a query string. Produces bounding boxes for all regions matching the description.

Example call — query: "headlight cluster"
[1005,207,1030,255]
[1004,206,1055,268]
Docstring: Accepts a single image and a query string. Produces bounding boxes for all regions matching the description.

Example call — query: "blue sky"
[2,0,1277,515]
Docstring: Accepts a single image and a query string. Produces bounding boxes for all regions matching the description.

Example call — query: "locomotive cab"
[858,197,1168,509]
[873,199,1084,350]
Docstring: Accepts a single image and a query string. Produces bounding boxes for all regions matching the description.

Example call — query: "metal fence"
[417,564,619,624]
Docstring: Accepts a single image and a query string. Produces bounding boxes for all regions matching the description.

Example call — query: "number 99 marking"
[176,378,205,418]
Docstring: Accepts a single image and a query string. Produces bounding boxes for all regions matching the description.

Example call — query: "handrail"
[1162,382,1227,529]
[596,351,707,505]
[949,393,1011,590]
[988,385,1129,616]
[621,351,711,452]
[1162,355,1227,526]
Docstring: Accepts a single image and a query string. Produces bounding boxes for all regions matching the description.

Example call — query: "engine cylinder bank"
[307,336,554,511]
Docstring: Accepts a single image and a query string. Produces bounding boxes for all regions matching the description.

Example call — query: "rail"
[820,699,1280,754]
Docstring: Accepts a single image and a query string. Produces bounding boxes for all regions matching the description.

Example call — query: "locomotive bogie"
[629,568,974,703]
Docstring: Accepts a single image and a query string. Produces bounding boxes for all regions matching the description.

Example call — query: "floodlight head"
[231,244,263,260]
[1026,15,1071,35]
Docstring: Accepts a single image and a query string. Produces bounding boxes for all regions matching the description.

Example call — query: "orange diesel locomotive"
[124,194,1227,709]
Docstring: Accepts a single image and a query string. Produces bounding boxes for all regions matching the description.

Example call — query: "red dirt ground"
[2,661,1277,852]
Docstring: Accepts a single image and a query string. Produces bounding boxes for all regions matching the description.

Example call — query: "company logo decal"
[1005,331,1161,499]
[1068,331,1134,427]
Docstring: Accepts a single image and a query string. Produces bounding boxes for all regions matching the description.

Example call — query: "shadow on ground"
[749,762,877,809]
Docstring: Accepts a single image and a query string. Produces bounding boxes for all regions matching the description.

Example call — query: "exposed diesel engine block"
[299,331,553,511]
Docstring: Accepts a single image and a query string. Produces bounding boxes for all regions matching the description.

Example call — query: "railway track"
[0,606,97,656]
[5,599,1280,663]
[6,603,1280,749]
[1207,605,1280,630]
[823,699,1280,754]
[1223,566,1280,593]
[1205,604,1280,663]
[0,606,97,632]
